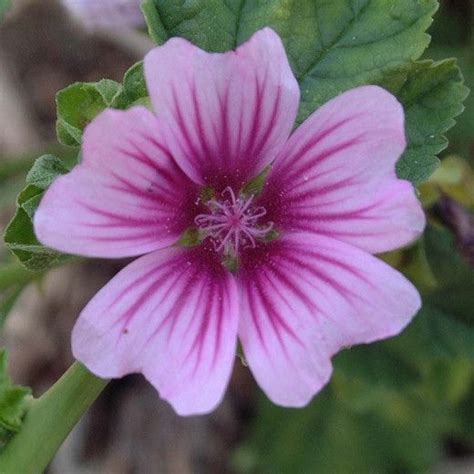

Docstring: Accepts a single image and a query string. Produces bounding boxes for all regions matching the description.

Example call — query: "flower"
[34,28,425,415]
[62,0,144,30]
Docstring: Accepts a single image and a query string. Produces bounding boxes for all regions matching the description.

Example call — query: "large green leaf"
[235,387,443,474]
[4,155,71,271]
[0,351,31,451]
[391,60,469,183]
[143,0,437,116]
[142,0,468,185]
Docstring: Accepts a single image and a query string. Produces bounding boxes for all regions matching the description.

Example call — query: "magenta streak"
[251,84,282,158]
[266,263,319,314]
[109,171,177,207]
[276,260,341,328]
[310,228,392,238]
[107,181,175,209]
[211,281,227,369]
[254,274,304,356]
[292,201,382,223]
[141,268,197,348]
[136,132,194,188]
[216,85,233,167]
[137,133,174,161]
[190,84,213,161]
[289,176,356,204]
[243,73,264,158]
[184,279,216,377]
[171,83,203,166]
[284,251,375,308]
[245,282,269,356]
[116,145,156,172]
[106,263,167,319]
[279,115,362,176]
[114,261,182,334]
[281,252,360,306]
[305,249,377,290]
[78,201,162,227]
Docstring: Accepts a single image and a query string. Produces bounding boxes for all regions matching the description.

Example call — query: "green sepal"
[112,61,149,109]
[4,155,72,272]
[56,80,122,146]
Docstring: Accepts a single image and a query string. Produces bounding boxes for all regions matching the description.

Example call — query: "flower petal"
[72,244,239,415]
[144,28,299,189]
[34,107,199,258]
[238,233,421,407]
[261,86,425,253]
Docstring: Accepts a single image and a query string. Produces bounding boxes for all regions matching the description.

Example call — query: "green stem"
[0,362,108,474]
[0,263,37,291]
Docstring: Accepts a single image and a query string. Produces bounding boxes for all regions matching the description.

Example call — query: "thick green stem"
[0,263,37,291]
[0,362,108,474]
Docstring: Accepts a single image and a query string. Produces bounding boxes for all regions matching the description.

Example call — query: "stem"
[0,362,108,473]
[0,263,37,291]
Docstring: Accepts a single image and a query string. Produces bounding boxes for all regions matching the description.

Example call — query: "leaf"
[142,1,469,185]
[112,61,149,109]
[334,344,421,391]
[4,155,71,272]
[389,60,469,184]
[0,351,31,450]
[143,0,437,116]
[424,225,474,324]
[0,287,23,329]
[236,388,442,474]
[56,80,122,146]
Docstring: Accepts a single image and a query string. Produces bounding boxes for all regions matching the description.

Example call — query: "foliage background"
[0,0,473,472]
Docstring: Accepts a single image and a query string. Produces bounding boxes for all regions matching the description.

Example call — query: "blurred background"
[0,1,473,472]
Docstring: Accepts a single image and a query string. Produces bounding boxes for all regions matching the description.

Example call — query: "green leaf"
[56,80,122,146]
[334,344,421,391]
[142,1,468,185]
[390,60,469,184]
[390,225,474,361]
[424,225,474,324]
[236,388,441,474]
[4,156,71,271]
[0,351,31,451]
[112,61,149,109]
[143,0,437,115]
[0,287,23,329]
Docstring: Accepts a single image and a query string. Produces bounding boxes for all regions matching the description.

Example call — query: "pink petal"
[72,243,239,415]
[260,86,425,254]
[144,28,299,189]
[34,107,199,258]
[238,233,421,407]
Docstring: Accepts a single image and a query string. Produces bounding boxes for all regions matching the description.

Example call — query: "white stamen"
[195,187,273,256]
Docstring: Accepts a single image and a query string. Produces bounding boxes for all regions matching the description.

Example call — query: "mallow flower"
[34,28,425,415]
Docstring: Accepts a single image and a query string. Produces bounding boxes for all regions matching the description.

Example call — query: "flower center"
[195,187,273,256]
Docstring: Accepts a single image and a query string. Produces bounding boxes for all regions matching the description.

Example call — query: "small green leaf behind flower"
[56,63,150,147]
[4,155,71,272]
[0,351,31,451]
[56,80,122,146]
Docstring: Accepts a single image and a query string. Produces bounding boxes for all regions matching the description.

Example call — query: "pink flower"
[34,29,425,415]
[62,0,144,30]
